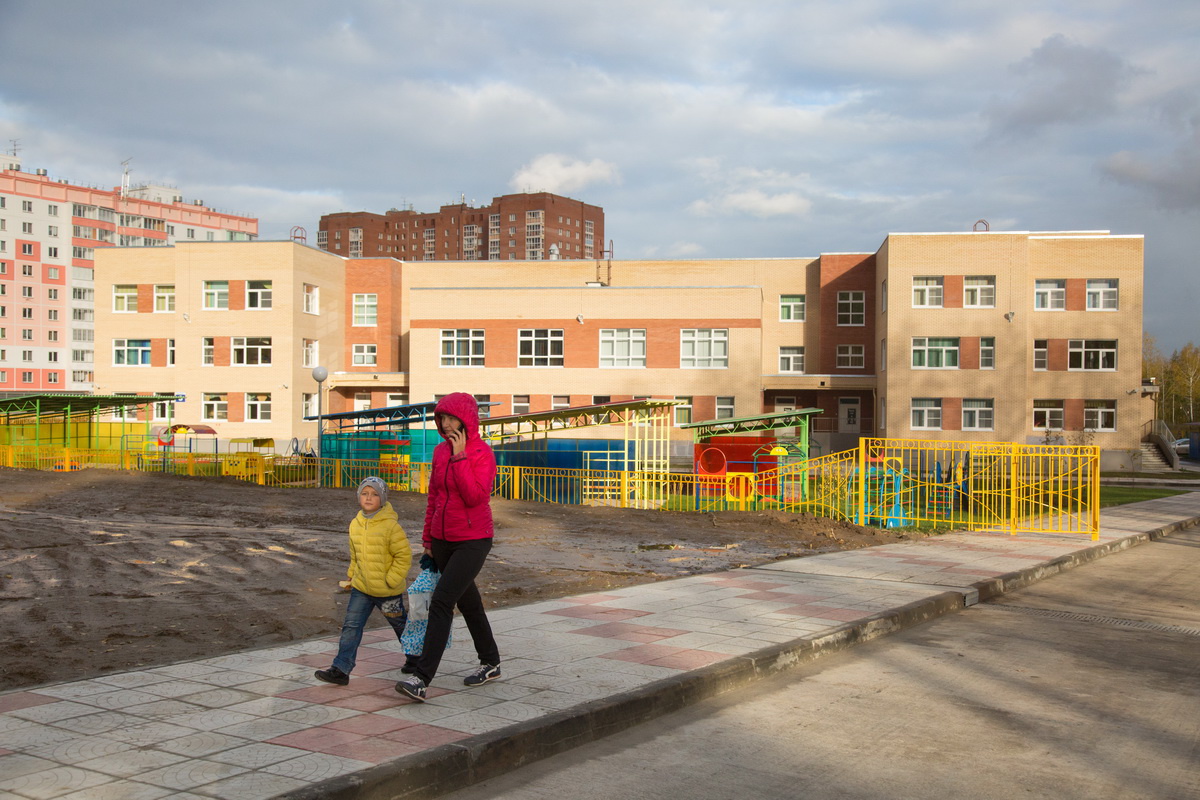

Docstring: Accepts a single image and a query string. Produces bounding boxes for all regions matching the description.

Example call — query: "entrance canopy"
[680,408,822,441]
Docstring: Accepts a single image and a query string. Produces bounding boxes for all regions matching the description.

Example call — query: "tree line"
[1143,336,1200,430]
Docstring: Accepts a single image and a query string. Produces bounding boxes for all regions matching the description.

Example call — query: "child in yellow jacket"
[315,476,413,686]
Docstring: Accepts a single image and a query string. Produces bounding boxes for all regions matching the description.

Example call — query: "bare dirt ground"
[0,467,925,691]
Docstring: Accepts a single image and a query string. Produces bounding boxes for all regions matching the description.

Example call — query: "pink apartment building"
[0,154,257,392]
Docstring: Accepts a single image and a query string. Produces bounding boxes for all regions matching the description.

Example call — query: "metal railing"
[0,438,1099,537]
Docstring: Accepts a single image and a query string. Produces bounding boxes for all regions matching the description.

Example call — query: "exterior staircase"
[1139,442,1172,472]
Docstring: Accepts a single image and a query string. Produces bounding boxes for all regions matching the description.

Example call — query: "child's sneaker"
[314,666,349,686]
[463,664,501,687]
[395,676,427,702]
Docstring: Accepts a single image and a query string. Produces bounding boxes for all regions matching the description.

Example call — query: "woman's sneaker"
[314,667,349,686]
[395,676,427,702]
[464,664,501,687]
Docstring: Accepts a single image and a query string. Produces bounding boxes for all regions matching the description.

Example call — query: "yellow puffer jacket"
[346,503,412,597]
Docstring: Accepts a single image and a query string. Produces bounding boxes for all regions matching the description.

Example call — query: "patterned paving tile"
[49,711,142,736]
[205,742,311,769]
[318,736,424,764]
[132,758,248,792]
[54,779,175,800]
[259,751,372,782]
[0,752,60,780]
[324,712,417,736]
[210,717,310,742]
[175,688,262,709]
[105,721,200,747]
[1,765,112,799]
[151,731,251,758]
[187,770,310,800]
[21,734,132,763]
[264,726,366,752]
[379,723,471,747]
[7,701,99,725]
[75,746,188,778]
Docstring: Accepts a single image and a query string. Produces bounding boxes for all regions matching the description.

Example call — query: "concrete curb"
[275,520,1200,800]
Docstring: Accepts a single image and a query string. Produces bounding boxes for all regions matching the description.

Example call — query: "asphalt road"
[441,527,1200,800]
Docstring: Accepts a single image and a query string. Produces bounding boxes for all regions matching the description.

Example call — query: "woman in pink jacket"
[396,392,501,702]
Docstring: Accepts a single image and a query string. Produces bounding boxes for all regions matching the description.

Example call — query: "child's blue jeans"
[332,588,407,675]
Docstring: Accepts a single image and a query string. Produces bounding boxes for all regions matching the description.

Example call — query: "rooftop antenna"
[8,139,20,157]
[120,159,132,199]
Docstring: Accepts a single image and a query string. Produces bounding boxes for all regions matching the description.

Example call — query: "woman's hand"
[447,427,466,455]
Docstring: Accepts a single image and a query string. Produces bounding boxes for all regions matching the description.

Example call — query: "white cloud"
[690,190,813,219]
[509,154,620,195]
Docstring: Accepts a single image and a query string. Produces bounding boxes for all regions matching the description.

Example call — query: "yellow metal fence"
[0,438,1099,537]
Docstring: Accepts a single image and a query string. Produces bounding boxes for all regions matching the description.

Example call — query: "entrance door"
[775,396,796,438]
[354,393,372,412]
[839,398,860,433]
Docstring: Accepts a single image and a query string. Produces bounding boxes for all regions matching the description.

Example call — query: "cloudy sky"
[1,1,1197,351]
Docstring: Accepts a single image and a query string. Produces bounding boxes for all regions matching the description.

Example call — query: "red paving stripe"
[279,677,398,702]
[322,736,424,764]
[702,577,792,589]
[568,622,690,641]
[562,594,628,604]
[0,692,60,713]
[325,712,418,735]
[381,723,472,747]
[736,590,830,603]
[645,650,729,670]
[283,653,333,668]
[795,606,871,622]
[543,606,651,621]
[267,726,367,751]
[599,644,686,664]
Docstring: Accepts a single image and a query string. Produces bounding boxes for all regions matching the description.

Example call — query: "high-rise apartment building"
[318,192,603,261]
[0,154,257,392]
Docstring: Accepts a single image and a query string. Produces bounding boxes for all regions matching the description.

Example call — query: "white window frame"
[837,291,865,326]
[353,293,378,326]
[912,277,943,308]
[202,280,229,310]
[1086,279,1118,311]
[1068,339,1117,372]
[1034,339,1048,371]
[518,328,564,367]
[112,338,151,366]
[113,284,137,312]
[778,346,805,373]
[245,393,272,422]
[674,396,693,426]
[154,284,175,313]
[303,339,319,368]
[716,396,735,419]
[962,399,994,431]
[1033,400,1064,431]
[779,294,805,322]
[964,276,996,308]
[911,337,959,369]
[1034,280,1066,310]
[231,336,272,366]
[246,280,272,309]
[836,344,865,369]
[681,328,728,369]
[202,337,215,366]
[1085,400,1117,432]
[599,328,646,368]
[202,393,228,421]
[352,343,378,366]
[511,394,531,416]
[911,398,942,430]
[303,283,319,314]
[980,337,995,369]
[440,329,485,367]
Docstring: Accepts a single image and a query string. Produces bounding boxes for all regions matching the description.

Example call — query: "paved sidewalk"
[2,494,1199,800]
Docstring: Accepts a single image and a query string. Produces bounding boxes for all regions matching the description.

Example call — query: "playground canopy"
[0,392,178,447]
[679,408,822,441]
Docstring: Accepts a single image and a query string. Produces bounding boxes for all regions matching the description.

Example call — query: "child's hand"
[337,580,352,592]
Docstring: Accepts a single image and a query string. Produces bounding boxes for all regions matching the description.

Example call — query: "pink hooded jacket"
[422,392,496,548]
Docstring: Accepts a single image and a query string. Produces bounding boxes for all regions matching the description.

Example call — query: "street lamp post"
[312,366,327,486]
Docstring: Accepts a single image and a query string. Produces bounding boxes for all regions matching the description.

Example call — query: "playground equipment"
[223,437,276,479]
[858,456,907,528]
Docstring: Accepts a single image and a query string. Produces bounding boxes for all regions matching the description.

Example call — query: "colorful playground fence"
[0,437,1099,537]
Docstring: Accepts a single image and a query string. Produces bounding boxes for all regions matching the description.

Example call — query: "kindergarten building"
[90,227,1151,467]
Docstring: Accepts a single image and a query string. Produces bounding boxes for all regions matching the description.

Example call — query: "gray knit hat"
[357,476,388,506]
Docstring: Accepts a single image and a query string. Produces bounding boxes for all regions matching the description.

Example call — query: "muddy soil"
[0,467,924,690]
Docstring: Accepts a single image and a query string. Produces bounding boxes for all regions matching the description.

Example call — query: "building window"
[912,277,943,308]
[1033,340,1048,370]
[474,395,491,417]
[202,337,215,366]
[246,393,272,421]
[167,339,175,366]
[153,396,173,422]
[203,280,229,310]
[962,399,994,431]
[681,328,728,368]
[980,337,995,369]
[246,280,272,309]
[113,338,151,366]
[440,329,485,366]
[779,294,805,321]
[1034,280,1066,310]
[1033,400,1064,431]
[353,293,377,326]
[674,396,693,425]
[716,396,735,419]
[911,337,959,369]
[21,244,32,255]
[963,276,996,308]
[779,346,805,373]
[599,328,646,368]
[232,336,272,365]
[352,343,378,366]
[552,395,570,410]
[303,283,319,314]
[1068,340,1117,371]
[21,286,32,299]
[302,393,316,418]
[1086,279,1118,311]
[113,284,138,312]
[154,284,175,312]
[512,395,531,415]
[303,339,318,368]
[21,264,33,276]
[837,344,865,369]
[837,291,865,326]
[518,329,564,367]
[203,393,228,421]
[911,398,942,430]
[1085,400,1117,431]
